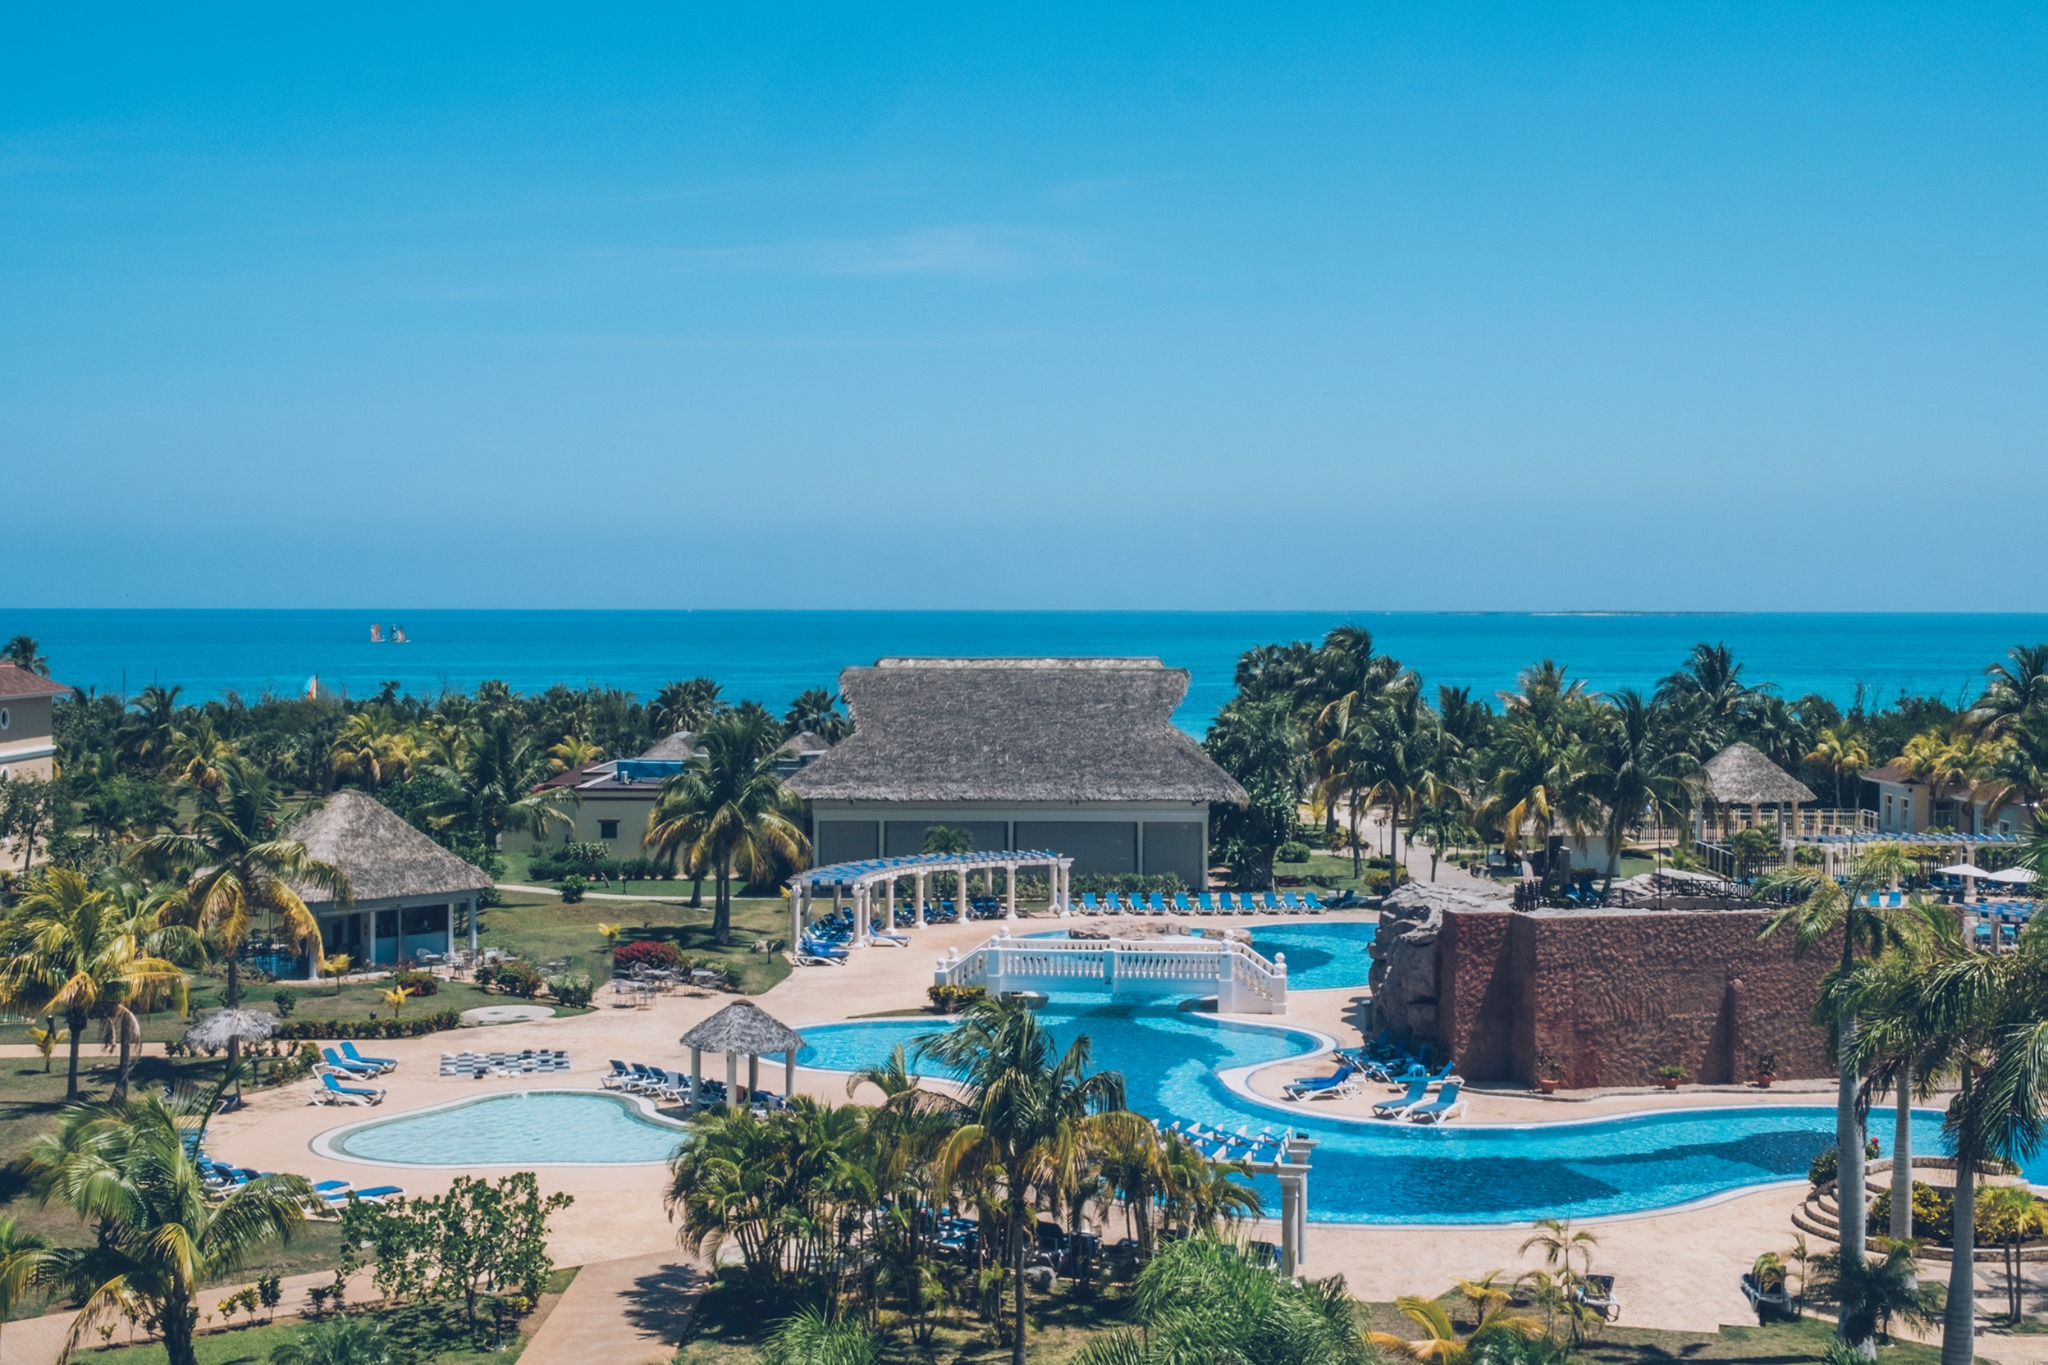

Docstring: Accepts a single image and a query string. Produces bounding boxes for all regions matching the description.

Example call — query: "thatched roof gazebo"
[681,1001,805,1107]
[1699,742,1818,846]
[291,791,492,979]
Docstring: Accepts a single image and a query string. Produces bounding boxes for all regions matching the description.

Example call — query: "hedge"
[613,941,684,972]
[274,1009,464,1041]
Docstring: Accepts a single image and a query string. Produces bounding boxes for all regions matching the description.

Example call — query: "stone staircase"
[1795,1158,2048,1265]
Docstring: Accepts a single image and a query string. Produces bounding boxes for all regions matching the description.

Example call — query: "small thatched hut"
[787,658,1248,883]
[681,1001,806,1106]
[292,790,492,979]
[1697,743,1818,844]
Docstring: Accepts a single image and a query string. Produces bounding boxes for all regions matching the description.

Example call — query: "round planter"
[1657,1077,1682,1090]
[1535,1078,1560,1095]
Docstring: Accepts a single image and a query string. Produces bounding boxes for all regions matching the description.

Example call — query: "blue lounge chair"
[1173,893,1194,913]
[317,1071,384,1106]
[321,1048,381,1077]
[1216,892,1239,911]
[1101,892,1125,912]
[1390,1059,1457,1091]
[351,1186,405,1203]
[1080,893,1102,914]
[1304,891,1325,911]
[1261,892,1286,912]
[1372,1076,1431,1118]
[1404,1080,1467,1124]
[1283,1062,1360,1101]
[1197,893,1219,913]
[340,1041,397,1072]
[1282,893,1307,912]
[603,1059,634,1089]
[1147,893,1168,912]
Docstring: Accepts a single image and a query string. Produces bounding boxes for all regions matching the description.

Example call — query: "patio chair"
[351,1186,405,1204]
[602,1060,635,1089]
[1282,1062,1360,1101]
[321,1048,382,1078]
[315,1071,385,1106]
[1197,893,1219,913]
[1173,893,1194,913]
[1080,893,1102,914]
[1216,892,1239,911]
[1303,891,1325,911]
[1404,1080,1467,1125]
[1147,893,1168,912]
[1371,1076,1431,1118]
[1282,893,1307,912]
[339,1041,397,1073]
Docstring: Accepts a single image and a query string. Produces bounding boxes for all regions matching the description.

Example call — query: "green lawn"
[77,1270,578,1364]
[476,892,792,995]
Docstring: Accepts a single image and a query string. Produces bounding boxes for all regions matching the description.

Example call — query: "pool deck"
[185,907,2046,1358]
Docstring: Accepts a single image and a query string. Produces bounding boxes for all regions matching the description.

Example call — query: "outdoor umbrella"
[184,1008,281,1102]
[1935,863,1993,878]
[1986,866,2037,885]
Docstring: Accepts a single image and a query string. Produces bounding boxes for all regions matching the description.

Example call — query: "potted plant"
[1753,1052,1778,1089]
[1656,1064,1685,1090]
[1533,1054,1564,1095]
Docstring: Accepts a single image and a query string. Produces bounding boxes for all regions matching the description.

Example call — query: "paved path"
[518,1251,704,1365]
[496,882,695,904]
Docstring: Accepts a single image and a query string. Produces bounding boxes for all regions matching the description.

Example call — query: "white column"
[467,894,478,956]
[1005,864,1017,919]
[1279,1174,1299,1277]
[885,876,895,931]
[915,871,928,928]
[791,883,804,951]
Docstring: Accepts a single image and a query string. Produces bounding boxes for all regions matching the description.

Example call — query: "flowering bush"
[613,941,684,972]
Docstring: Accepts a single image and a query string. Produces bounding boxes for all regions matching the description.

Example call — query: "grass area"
[508,852,696,899]
[78,1268,578,1364]
[477,892,793,995]
[672,1275,1950,1365]
[0,1056,353,1317]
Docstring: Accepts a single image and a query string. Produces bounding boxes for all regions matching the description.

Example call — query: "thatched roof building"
[289,791,488,978]
[785,658,1245,885]
[1702,743,1816,807]
[790,658,1244,805]
[292,790,492,906]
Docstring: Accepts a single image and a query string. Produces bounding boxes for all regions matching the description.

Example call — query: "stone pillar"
[725,1051,738,1110]
[884,876,895,932]
[748,1053,759,1098]
[915,871,928,928]
[1005,864,1017,919]
[1279,1174,1299,1277]
[466,893,479,958]
[790,883,804,952]
[691,1046,703,1101]
[784,1049,797,1097]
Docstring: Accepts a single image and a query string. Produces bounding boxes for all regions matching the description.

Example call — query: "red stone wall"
[1438,909,1833,1089]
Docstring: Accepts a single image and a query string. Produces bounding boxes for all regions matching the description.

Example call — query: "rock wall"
[1366,881,1510,1044]
[1436,908,1834,1088]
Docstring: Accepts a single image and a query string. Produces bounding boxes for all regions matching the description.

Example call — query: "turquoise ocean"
[8,611,2047,733]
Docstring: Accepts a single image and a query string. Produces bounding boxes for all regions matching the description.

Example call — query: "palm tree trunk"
[689,875,703,909]
[64,1008,86,1101]
[1011,1204,1028,1365]
[1835,1000,1867,1276]
[1942,1153,1976,1365]
[1349,794,1362,879]
[114,1016,134,1103]
[224,954,244,1070]
[161,1298,200,1365]
[713,863,732,943]
[1890,1080,1913,1243]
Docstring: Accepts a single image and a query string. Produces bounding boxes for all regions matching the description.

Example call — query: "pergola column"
[915,872,928,928]
[725,1050,738,1110]
[466,893,478,958]
[884,876,895,931]
[790,882,805,951]
[748,1053,759,1099]
[1005,864,1017,919]
[784,1048,796,1096]
[691,1046,703,1101]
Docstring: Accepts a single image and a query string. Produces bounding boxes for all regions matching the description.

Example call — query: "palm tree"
[0,1215,50,1353]
[123,684,185,771]
[918,996,1145,1365]
[168,716,239,794]
[761,1305,879,1365]
[421,718,575,853]
[266,1315,396,1365]
[1589,691,1699,890]
[0,870,188,1100]
[1757,843,1924,1340]
[1896,728,2005,832]
[650,677,724,736]
[15,1095,310,1365]
[329,709,415,791]
[645,711,809,943]
[3,635,49,674]
[1807,726,1872,809]
[783,688,851,744]
[133,763,349,1064]
[1969,643,2048,739]
[1075,1238,1372,1365]
[923,824,974,904]
[1367,1292,1546,1363]
[544,734,605,774]
[1656,642,1758,739]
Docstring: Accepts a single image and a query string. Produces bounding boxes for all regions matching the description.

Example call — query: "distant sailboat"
[370,622,384,643]
[392,622,408,644]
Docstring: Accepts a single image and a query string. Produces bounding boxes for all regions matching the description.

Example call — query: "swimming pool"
[318,1091,688,1167]
[1025,920,1377,992]
[799,1001,2033,1224]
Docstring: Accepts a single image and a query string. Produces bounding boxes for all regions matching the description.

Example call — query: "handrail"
[934,933,1288,1012]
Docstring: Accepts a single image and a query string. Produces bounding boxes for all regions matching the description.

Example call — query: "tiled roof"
[0,663,73,700]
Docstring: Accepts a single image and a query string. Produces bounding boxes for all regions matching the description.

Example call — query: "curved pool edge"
[310,1087,689,1171]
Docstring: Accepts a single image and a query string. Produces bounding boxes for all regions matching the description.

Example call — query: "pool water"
[326,1091,687,1167]
[1024,919,1377,992]
[799,1001,2034,1224]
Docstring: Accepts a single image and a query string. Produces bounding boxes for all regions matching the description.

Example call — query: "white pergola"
[789,849,1075,950]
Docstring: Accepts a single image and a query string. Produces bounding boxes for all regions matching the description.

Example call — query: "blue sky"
[4,6,2044,610]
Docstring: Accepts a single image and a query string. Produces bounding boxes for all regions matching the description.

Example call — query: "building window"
[599,819,620,840]
[375,909,399,940]
[0,707,9,730]
[403,905,447,936]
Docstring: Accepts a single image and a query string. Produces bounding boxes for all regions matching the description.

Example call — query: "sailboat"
[392,622,408,644]
[369,623,383,643]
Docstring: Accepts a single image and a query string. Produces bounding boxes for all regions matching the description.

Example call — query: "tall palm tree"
[1969,643,2048,739]
[1807,725,1872,808]
[919,996,1146,1365]
[15,1095,310,1365]
[0,1215,51,1356]
[328,709,416,791]
[783,688,851,744]
[1590,691,1699,890]
[133,763,349,1064]
[1076,1238,1372,1365]
[646,711,808,943]
[168,716,239,795]
[1896,728,2006,832]
[650,677,724,737]
[421,718,575,854]
[1655,642,1758,739]
[123,684,185,771]
[0,870,188,1100]
[1756,843,1922,1332]
[2,635,49,675]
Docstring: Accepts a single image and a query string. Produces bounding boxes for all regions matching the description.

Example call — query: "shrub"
[1869,1181,1954,1244]
[1809,1137,1884,1188]
[495,960,546,999]
[559,874,589,904]
[271,989,298,1019]
[548,973,594,1009]
[614,940,684,972]
[390,969,439,998]
[562,841,611,874]
[928,984,989,1014]
[1276,841,1312,864]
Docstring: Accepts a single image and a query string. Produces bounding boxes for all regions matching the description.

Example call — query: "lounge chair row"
[603,1059,789,1111]
[1076,891,1325,915]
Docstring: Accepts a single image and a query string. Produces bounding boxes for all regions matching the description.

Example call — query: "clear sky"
[4,6,2044,611]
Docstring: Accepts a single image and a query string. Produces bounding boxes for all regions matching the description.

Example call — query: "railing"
[1699,808,1876,841]
[934,933,1289,1014]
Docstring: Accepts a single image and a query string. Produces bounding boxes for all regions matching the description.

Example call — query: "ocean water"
[8,609,2047,732]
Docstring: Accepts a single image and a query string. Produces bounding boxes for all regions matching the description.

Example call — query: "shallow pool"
[324,1091,687,1167]
[799,1001,2034,1224]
